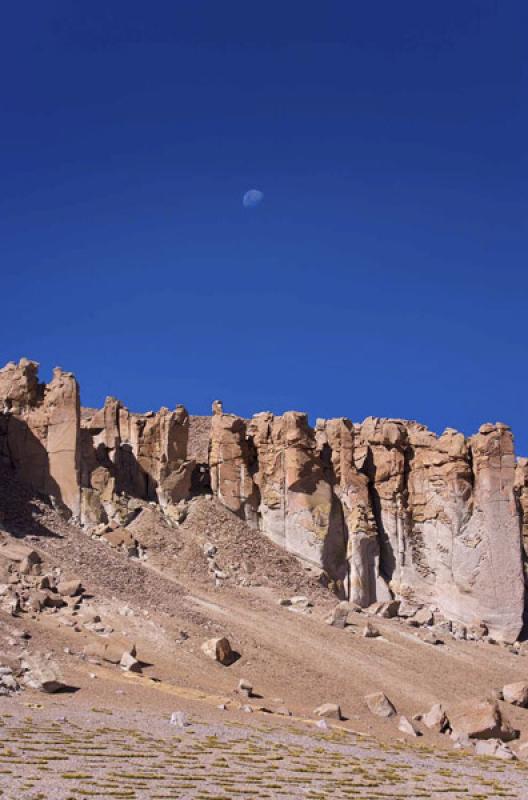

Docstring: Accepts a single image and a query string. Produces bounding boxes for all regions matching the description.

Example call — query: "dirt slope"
[1,465,528,750]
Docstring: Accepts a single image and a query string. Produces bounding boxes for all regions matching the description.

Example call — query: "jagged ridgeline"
[1,358,527,642]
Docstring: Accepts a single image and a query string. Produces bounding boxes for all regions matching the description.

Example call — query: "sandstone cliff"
[1,358,525,641]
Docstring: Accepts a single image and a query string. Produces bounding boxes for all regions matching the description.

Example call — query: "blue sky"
[1,2,527,451]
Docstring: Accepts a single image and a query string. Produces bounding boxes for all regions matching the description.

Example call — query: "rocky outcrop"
[211,408,525,640]
[79,397,193,527]
[515,457,528,559]
[0,359,80,517]
[209,402,258,525]
[1,358,526,642]
[354,419,525,642]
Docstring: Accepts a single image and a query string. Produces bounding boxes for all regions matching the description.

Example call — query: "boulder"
[84,637,136,665]
[449,700,517,742]
[398,716,420,737]
[238,679,253,698]
[120,652,142,673]
[201,637,235,666]
[474,739,516,760]
[314,703,342,720]
[367,600,400,619]
[413,607,434,626]
[422,632,444,646]
[169,711,188,728]
[326,602,350,628]
[57,579,83,597]
[397,601,421,618]
[0,539,41,572]
[290,596,313,609]
[20,654,67,693]
[363,622,380,638]
[101,528,137,552]
[422,703,450,733]
[502,682,528,708]
[365,692,396,718]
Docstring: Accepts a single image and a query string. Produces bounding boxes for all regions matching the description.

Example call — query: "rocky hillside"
[1,357,527,643]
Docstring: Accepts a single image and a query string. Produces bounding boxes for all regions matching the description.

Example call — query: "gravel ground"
[1,696,528,799]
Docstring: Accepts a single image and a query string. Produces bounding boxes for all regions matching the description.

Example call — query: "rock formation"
[0,359,80,516]
[1,358,526,641]
[515,457,528,557]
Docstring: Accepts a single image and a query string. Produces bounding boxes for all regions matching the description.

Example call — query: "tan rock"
[0,360,81,517]
[365,692,396,718]
[422,703,450,732]
[449,700,517,742]
[1,358,526,644]
[84,637,136,665]
[201,637,235,666]
[120,652,142,673]
[0,538,41,568]
[272,704,292,716]
[413,607,434,626]
[238,679,253,697]
[209,411,258,524]
[326,602,350,628]
[368,600,400,618]
[515,457,528,560]
[363,622,380,638]
[57,579,82,597]
[474,739,516,760]
[101,528,137,551]
[398,716,420,736]
[502,682,528,708]
[314,703,342,720]
[20,653,67,693]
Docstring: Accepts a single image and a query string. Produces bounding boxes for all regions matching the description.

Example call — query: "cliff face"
[1,358,525,641]
[0,359,80,517]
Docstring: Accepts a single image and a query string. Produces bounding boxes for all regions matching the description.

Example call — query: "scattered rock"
[169,711,188,728]
[397,601,421,618]
[314,703,342,720]
[422,703,450,733]
[238,678,253,698]
[449,700,517,742]
[398,716,421,737]
[365,692,396,718]
[57,579,83,597]
[120,652,142,673]
[201,637,235,666]
[502,682,528,708]
[422,632,444,646]
[84,637,137,665]
[20,653,68,693]
[474,739,517,760]
[272,705,292,716]
[289,596,313,611]
[326,602,350,628]
[413,607,434,626]
[362,622,380,638]
[367,600,400,619]
[0,665,19,696]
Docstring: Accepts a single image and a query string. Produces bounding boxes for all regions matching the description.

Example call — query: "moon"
[242,189,263,208]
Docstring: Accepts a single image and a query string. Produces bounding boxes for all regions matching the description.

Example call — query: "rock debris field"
[2,703,528,800]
